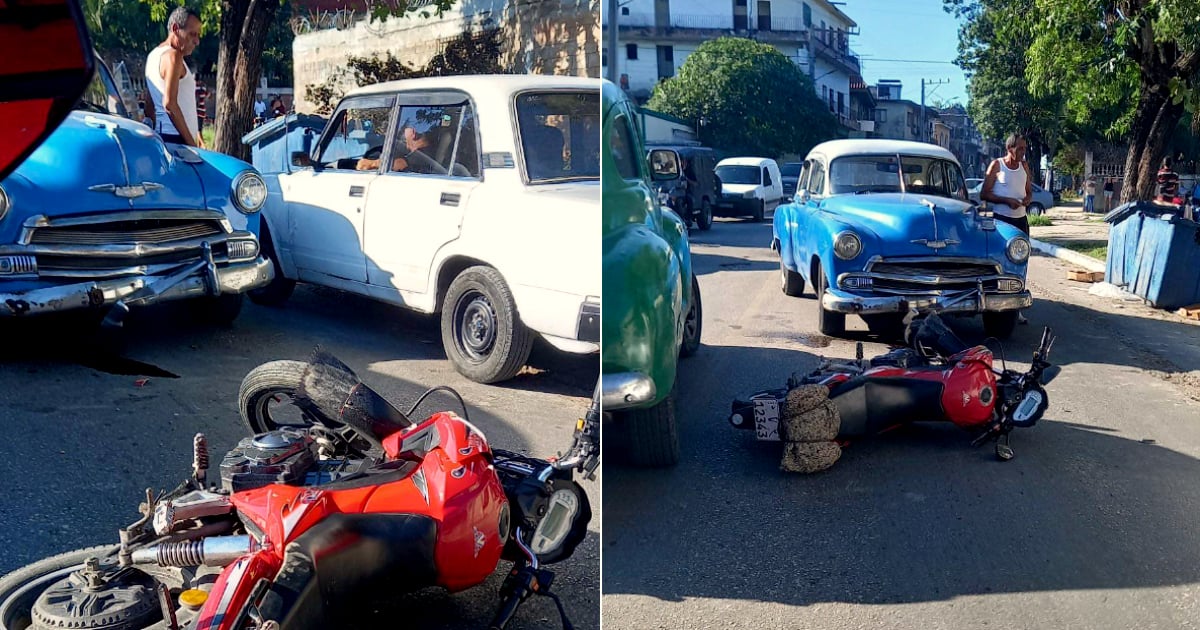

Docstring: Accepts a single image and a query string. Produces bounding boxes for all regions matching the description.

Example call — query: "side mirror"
[0,0,96,181]
[796,190,811,204]
[648,149,679,181]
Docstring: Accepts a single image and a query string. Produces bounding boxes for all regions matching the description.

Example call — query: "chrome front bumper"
[0,256,273,317]
[822,287,1033,315]
[602,372,657,411]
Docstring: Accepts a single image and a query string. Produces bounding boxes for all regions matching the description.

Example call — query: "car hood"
[821,192,994,258]
[722,183,757,195]
[4,112,206,224]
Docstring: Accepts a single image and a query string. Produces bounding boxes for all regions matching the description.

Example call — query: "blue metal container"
[1105,202,1171,292]
[1107,205,1200,309]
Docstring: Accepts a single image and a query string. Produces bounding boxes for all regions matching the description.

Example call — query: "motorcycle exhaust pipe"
[130,535,253,568]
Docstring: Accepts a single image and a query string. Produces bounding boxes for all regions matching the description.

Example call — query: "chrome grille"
[29,219,223,245]
[870,261,999,278]
[873,278,1000,293]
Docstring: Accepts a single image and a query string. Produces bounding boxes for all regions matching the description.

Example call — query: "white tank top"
[991,158,1027,218]
[145,44,198,140]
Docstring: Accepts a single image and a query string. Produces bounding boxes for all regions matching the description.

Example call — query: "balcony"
[612,12,809,43]
[810,35,860,75]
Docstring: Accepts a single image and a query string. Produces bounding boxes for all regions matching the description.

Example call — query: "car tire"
[441,266,534,384]
[983,311,1020,339]
[697,199,713,231]
[680,274,702,358]
[624,386,680,468]
[195,293,244,326]
[781,256,805,297]
[248,228,296,307]
[814,261,845,337]
[1028,203,1044,216]
[753,199,765,222]
[863,313,906,339]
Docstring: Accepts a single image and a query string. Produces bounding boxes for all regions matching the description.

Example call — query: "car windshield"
[516,91,600,183]
[78,65,122,116]
[781,163,802,177]
[829,154,967,200]
[716,165,760,185]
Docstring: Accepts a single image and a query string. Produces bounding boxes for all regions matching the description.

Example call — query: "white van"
[714,157,784,221]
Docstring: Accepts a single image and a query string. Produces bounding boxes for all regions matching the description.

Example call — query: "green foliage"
[646,37,838,159]
[304,28,507,115]
[1027,213,1053,227]
[1052,143,1086,176]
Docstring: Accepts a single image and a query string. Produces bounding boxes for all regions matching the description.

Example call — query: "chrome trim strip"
[21,210,232,230]
[822,287,1032,315]
[2,230,256,258]
[602,372,656,411]
[863,256,1003,273]
[838,271,1022,287]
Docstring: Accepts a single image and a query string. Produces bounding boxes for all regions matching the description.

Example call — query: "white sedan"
[969,180,1055,215]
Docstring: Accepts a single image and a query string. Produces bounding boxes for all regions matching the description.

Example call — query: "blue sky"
[842,0,969,106]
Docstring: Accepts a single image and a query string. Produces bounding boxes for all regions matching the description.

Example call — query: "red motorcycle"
[0,349,598,630]
[729,291,1059,468]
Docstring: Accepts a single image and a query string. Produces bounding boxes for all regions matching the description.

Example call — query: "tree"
[1026,0,1200,202]
[141,0,456,160]
[647,37,838,159]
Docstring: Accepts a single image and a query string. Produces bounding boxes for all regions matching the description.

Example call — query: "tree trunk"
[1120,80,1167,203]
[213,0,247,156]
[1134,95,1186,200]
[213,0,277,161]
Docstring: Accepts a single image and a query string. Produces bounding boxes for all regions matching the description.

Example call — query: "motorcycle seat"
[830,375,946,437]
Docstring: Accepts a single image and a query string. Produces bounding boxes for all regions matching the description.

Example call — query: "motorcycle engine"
[219,429,318,492]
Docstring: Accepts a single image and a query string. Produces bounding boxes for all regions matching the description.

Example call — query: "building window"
[803,2,811,26]
[837,92,845,116]
[626,44,638,60]
[876,109,887,123]
[621,6,629,14]
[820,20,826,42]
[657,45,675,79]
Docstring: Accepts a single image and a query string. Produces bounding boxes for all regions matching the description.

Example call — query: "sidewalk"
[1029,199,1110,273]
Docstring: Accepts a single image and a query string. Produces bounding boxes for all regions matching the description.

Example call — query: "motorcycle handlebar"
[489,594,523,630]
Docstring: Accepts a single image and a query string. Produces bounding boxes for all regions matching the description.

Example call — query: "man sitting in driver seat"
[356,126,434,173]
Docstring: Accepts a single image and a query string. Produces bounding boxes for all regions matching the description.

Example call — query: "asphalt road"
[0,284,599,630]
[602,215,1200,630]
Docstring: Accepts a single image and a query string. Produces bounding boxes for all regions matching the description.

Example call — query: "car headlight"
[0,185,9,222]
[231,171,267,214]
[1006,236,1031,264]
[833,231,862,260]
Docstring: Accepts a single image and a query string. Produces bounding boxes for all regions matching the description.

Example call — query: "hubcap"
[31,563,159,630]
[456,291,497,362]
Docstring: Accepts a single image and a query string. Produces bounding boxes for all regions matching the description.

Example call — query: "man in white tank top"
[981,132,1034,234]
[145,7,203,148]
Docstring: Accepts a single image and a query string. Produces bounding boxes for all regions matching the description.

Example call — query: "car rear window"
[516,91,600,183]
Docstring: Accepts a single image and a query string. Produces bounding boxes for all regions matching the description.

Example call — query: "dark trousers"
[994,213,1029,234]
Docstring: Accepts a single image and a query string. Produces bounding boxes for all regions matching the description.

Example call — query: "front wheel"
[814,261,845,337]
[248,229,296,306]
[441,266,534,384]
[193,293,243,326]
[623,387,679,468]
[983,311,1020,339]
[752,200,765,222]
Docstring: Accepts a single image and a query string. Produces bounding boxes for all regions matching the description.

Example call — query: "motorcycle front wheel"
[0,546,120,630]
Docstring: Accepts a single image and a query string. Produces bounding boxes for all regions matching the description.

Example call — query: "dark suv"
[648,144,719,231]
[781,161,803,198]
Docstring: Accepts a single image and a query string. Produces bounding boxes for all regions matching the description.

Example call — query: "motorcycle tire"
[238,359,313,435]
[0,545,122,630]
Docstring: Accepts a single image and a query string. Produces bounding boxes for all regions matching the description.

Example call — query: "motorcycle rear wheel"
[0,546,123,630]
[238,359,316,435]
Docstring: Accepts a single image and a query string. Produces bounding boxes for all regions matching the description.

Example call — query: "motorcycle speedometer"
[1010,386,1048,427]
[530,487,580,555]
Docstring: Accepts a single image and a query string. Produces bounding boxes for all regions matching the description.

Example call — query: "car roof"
[717,157,775,166]
[346,75,601,100]
[808,139,960,164]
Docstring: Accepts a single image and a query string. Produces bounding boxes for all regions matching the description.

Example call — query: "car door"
[797,157,827,282]
[283,94,395,285]
[362,91,481,295]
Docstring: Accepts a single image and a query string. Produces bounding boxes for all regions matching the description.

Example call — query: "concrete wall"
[292,0,599,113]
[874,100,919,141]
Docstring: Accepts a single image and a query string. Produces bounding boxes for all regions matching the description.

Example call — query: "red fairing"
[213,412,509,627]
[195,551,278,630]
[852,346,997,429]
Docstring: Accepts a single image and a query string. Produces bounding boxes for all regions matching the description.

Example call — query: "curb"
[1029,237,1107,273]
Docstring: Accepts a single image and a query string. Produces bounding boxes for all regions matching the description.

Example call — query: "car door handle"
[349,186,365,197]
[440,192,461,207]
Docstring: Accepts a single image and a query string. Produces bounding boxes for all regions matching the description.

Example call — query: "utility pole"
[920,78,949,144]
[606,0,620,84]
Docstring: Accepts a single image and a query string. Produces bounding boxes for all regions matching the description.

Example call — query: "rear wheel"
[680,274,702,358]
[697,199,714,231]
[441,266,534,384]
[624,387,679,468]
[1028,202,1044,216]
[0,545,156,630]
[983,311,1020,339]
[781,257,805,297]
[814,261,845,337]
[753,200,765,222]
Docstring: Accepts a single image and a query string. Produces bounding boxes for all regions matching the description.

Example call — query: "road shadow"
[690,248,777,277]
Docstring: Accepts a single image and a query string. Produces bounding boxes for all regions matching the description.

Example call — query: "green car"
[601,80,702,467]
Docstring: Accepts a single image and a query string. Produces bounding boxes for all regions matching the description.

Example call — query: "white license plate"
[753,397,781,441]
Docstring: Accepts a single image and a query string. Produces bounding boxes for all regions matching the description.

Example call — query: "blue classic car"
[774,139,1032,339]
[0,55,273,324]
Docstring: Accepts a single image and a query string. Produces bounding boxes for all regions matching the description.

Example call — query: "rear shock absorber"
[192,433,209,486]
[130,535,253,567]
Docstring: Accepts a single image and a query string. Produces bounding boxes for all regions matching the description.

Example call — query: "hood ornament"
[89,182,165,199]
[912,198,960,250]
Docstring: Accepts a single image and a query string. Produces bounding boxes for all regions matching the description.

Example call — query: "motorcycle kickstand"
[996,432,1014,461]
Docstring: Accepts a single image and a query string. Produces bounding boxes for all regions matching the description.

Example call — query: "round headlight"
[0,185,9,222]
[232,171,267,214]
[833,231,862,260]
[1006,236,1031,264]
